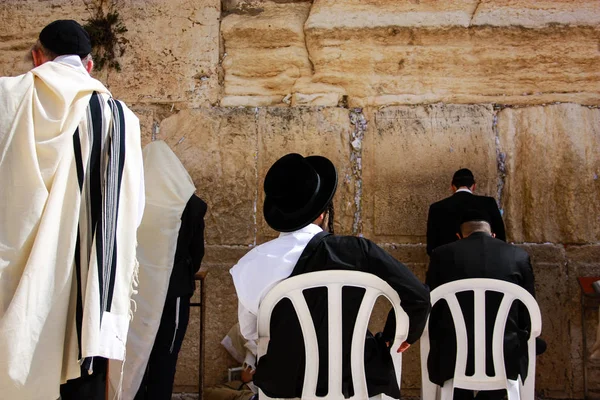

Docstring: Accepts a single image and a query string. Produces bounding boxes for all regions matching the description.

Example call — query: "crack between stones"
[493,106,506,214]
[349,108,366,235]
[469,0,483,27]
[252,107,260,246]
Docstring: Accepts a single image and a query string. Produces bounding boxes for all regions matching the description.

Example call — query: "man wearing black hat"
[425,210,543,400]
[0,20,143,400]
[426,168,506,255]
[230,153,431,399]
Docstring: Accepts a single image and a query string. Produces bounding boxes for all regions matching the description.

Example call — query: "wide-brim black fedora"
[263,153,338,232]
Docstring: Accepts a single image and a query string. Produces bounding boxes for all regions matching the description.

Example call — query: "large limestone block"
[498,104,600,244]
[105,0,220,107]
[307,0,479,29]
[159,108,258,246]
[256,107,356,242]
[221,2,312,106]
[362,105,497,243]
[473,0,600,28]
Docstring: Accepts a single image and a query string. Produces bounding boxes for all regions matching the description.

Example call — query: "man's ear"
[456,232,462,240]
[84,58,94,74]
[492,233,496,238]
[31,49,44,67]
[470,183,477,191]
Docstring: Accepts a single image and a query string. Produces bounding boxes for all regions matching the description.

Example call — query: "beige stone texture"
[104,0,220,108]
[304,24,600,107]
[0,0,220,108]
[362,105,498,243]
[256,107,356,242]
[473,0,600,28]
[158,108,259,246]
[0,0,87,77]
[498,104,600,244]
[221,2,312,106]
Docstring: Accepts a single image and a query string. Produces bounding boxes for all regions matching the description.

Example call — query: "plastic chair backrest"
[420,278,542,400]
[257,270,410,400]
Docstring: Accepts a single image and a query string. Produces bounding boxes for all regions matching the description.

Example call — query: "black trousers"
[60,357,107,400]
[135,295,191,400]
[453,388,506,399]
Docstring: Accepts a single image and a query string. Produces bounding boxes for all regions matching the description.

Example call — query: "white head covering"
[110,140,196,400]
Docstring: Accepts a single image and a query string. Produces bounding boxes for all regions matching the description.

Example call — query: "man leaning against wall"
[0,19,144,400]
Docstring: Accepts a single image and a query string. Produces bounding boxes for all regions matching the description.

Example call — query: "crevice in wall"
[349,108,366,235]
[252,107,260,246]
[302,0,315,75]
[493,105,506,212]
[469,0,483,27]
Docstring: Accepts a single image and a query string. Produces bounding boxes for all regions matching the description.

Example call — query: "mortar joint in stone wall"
[349,108,366,235]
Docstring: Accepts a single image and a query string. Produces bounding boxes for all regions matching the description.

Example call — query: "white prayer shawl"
[0,61,143,399]
[109,140,196,400]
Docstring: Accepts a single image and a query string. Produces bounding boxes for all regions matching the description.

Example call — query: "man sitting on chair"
[230,153,431,399]
[425,210,545,400]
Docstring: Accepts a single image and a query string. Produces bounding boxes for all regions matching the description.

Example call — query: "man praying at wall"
[0,19,144,399]
[230,153,431,399]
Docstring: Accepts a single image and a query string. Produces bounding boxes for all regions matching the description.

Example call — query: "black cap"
[452,168,475,188]
[39,20,92,57]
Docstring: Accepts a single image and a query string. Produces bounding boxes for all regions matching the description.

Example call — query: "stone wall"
[1,0,600,398]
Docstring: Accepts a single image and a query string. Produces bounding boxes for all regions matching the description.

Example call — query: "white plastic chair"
[420,279,542,400]
[256,270,410,400]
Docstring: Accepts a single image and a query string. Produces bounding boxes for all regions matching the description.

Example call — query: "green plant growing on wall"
[83,0,128,72]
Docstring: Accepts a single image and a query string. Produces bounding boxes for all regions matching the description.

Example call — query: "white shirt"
[230,224,323,342]
[455,187,473,194]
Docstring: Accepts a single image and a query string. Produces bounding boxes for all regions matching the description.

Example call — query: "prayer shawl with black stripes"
[0,60,143,399]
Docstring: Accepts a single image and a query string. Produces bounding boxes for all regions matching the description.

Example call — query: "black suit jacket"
[425,233,535,385]
[253,233,431,399]
[426,191,506,255]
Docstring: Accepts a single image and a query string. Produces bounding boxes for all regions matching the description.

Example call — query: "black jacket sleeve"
[363,239,431,344]
[426,204,438,255]
[488,197,506,242]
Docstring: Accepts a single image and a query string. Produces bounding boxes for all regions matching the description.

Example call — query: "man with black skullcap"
[230,153,431,399]
[426,168,505,255]
[425,210,544,400]
[0,20,144,399]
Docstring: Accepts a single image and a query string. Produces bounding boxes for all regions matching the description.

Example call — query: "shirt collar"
[455,188,473,194]
[54,55,89,75]
[278,223,323,238]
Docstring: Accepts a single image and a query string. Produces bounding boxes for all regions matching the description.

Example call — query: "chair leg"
[421,378,438,400]
[440,380,454,400]
[505,379,520,400]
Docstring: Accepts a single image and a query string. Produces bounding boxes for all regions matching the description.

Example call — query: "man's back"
[426,191,506,255]
[249,233,431,399]
[425,233,534,385]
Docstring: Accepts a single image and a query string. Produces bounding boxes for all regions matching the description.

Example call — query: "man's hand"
[241,365,255,383]
[397,341,411,353]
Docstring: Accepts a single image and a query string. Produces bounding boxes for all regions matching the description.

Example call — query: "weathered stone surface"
[473,0,600,28]
[105,0,220,107]
[159,108,259,246]
[0,0,86,77]
[362,105,497,243]
[221,2,312,106]
[304,23,600,107]
[256,107,356,242]
[498,104,600,244]
[0,0,221,107]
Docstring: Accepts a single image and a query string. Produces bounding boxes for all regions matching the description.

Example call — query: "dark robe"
[426,191,506,255]
[425,232,536,387]
[253,232,431,399]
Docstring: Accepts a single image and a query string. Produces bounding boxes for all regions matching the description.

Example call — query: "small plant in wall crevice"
[83,0,128,72]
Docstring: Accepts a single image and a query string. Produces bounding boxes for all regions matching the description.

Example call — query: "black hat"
[263,153,338,232]
[459,209,491,226]
[39,20,92,57]
[452,168,475,187]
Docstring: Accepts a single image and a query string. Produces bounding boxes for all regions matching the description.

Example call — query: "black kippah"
[39,20,92,57]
